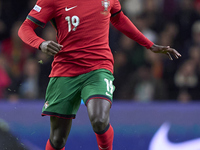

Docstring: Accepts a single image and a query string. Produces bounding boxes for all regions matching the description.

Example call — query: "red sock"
[45,139,65,150]
[95,124,114,150]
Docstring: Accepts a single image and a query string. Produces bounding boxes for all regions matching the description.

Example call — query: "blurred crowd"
[1,0,200,102]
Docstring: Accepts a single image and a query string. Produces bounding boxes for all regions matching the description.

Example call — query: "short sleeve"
[110,0,121,15]
[27,0,55,28]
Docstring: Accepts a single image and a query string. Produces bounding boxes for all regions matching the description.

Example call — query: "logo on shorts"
[44,101,49,109]
[106,92,112,97]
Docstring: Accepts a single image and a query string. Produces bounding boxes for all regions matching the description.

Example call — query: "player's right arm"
[18,0,62,56]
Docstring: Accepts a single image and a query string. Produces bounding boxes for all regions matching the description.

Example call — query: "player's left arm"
[149,44,181,60]
[110,11,181,60]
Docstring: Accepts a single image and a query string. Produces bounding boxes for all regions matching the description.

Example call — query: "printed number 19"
[104,78,114,94]
[65,16,80,32]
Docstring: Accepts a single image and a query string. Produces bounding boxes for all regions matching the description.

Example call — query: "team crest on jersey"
[101,0,110,15]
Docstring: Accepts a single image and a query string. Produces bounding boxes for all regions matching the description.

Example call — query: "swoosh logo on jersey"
[65,6,77,11]
[149,122,200,150]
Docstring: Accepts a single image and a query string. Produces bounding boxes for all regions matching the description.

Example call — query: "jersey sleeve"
[110,11,154,49]
[18,19,45,49]
[27,0,55,28]
[110,0,121,15]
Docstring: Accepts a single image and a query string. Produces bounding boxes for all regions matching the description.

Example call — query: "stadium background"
[1,0,200,149]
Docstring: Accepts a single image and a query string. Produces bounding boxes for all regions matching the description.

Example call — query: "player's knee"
[51,136,66,149]
[90,116,108,132]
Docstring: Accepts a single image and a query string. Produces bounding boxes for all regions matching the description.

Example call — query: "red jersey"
[27,0,122,77]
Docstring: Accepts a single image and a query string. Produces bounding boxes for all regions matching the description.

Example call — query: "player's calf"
[45,139,65,150]
[95,124,114,150]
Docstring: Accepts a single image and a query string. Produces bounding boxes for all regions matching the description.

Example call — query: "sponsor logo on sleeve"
[33,5,42,12]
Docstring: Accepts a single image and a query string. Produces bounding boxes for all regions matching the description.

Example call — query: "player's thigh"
[50,116,72,138]
[81,69,115,106]
[42,77,82,119]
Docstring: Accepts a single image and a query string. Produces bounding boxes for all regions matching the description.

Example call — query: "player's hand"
[39,41,63,56]
[150,44,181,60]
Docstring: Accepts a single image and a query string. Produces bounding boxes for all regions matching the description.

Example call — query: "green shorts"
[41,69,115,119]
